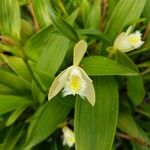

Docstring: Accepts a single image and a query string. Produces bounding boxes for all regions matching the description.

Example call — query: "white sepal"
[79,67,95,106]
[73,40,87,66]
[62,126,75,147]
[48,67,71,100]
[113,26,144,53]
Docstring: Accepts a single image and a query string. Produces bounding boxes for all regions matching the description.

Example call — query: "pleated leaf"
[6,104,30,126]
[49,5,79,42]
[24,96,74,149]
[0,95,33,114]
[32,0,52,28]
[81,56,138,76]
[143,0,150,21]
[2,125,24,150]
[75,77,118,150]
[0,69,31,92]
[105,0,146,41]
[1,54,32,82]
[0,0,21,39]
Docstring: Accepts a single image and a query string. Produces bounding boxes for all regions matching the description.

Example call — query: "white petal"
[124,26,133,36]
[62,126,75,147]
[114,33,133,51]
[73,40,87,66]
[78,67,95,106]
[48,67,71,100]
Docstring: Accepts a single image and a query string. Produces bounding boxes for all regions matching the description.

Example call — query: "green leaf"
[116,50,145,106]
[78,29,111,43]
[24,96,74,149]
[6,104,30,126]
[0,0,21,39]
[118,110,150,149]
[107,0,118,16]
[75,77,118,150]
[105,0,146,41]
[29,10,78,103]
[2,125,24,150]
[25,25,54,61]
[84,0,101,29]
[0,95,33,114]
[0,84,17,95]
[0,69,31,92]
[31,69,53,103]
[1,54,32,82]
[21,19,34,42]
[80,0,90,26]
[32,0,52,28]
[81,56,138,76]
[36,35,69,75]
[49,5,79,42]
[143,0,150,21]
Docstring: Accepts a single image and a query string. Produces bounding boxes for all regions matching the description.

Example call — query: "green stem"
[135,108,150,118]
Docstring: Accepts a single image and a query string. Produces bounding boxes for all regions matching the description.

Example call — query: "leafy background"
[0,0,150,149]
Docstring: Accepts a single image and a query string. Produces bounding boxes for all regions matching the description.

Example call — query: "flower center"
[128,36,139,45]
[69,75,81,93]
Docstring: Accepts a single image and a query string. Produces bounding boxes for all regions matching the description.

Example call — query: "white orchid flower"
[113,26,144,53]
[48,40,95,106]
[62,126,75,147]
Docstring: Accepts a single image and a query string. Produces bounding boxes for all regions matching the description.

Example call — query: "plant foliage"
[0,0,150,149]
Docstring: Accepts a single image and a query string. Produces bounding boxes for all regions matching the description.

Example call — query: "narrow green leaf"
[80,0,90,26]
[0,69,31,92]
[0,0,21,39]
[25,25,54,61]
[127,77,145,106]
[0,84,17,95]
[37,35,69,75]
[6,104,30,126]
[0,95,33,114]
[118,110,150,149]
[24,96,74,149]
[105,0,146,41]
[107,0,118,16]
[143,0,150,21]
[75,77,118,150]
[49,5,79,42]
[21,19,34,42]
[116,50,145,106]
[1,54,32,82]
[81,56,138,76]
[31,69,53,103]
[3,125,24,150]
[78,29,111,43]
[32,0,52,28]
[84,0,101,29]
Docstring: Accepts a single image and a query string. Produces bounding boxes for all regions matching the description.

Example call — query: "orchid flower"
[62,126,75,147]
[48,40,95,106]
[113,26,144,53]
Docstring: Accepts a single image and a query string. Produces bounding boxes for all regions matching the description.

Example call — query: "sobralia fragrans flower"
[48,40,95,106]
[62,126,75,147]
[113,26,144,53]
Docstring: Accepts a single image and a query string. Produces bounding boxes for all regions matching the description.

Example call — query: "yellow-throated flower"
[113,26,144,53]
[62,126,75,147]
[48,40,95,106]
